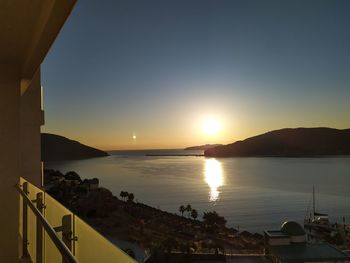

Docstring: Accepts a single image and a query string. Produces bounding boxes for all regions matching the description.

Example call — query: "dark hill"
[204,128,350,157]
[185,144,222,150]
[41,133,109,161]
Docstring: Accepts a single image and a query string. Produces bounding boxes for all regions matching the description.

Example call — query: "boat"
[304,185,340,240]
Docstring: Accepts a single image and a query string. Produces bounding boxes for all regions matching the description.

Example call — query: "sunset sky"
[42,0,350,150]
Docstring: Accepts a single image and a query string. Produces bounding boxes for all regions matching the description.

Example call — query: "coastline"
[44,169,264,258]
[44,154,350,233]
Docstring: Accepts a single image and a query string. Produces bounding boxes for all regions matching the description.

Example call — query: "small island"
[205,127,350,157]
[41,133,109,162]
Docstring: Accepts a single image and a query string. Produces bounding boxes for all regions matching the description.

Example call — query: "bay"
[45,150,350,232]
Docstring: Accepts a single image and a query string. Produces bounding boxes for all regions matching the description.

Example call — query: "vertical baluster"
[22,182,29,258]
[62,214,73,263]
[36,192,44,263]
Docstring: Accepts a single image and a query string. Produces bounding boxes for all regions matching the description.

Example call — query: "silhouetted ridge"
[204,128,350,157]
[41,133,109,161]
[184,144,222,150]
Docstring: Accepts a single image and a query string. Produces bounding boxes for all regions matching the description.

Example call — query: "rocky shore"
[44,169,264,259]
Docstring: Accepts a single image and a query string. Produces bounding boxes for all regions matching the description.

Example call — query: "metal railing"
[18,178,136,263]
[17,183,78,263]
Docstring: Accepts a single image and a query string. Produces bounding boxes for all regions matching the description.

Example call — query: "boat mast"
[313,185,315,220]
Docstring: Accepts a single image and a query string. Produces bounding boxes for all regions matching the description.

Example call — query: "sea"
[45,149,350,233]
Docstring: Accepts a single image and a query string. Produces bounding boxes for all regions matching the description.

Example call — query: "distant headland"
[41,133,109,162]
[184,144,222,151]
[205,127,350,157]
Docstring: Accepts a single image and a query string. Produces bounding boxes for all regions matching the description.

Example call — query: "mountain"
[41,133,109,161]
[204,128,350,157]
[184,144,222,150]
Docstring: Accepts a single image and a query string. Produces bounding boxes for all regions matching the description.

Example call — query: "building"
[264,221,350,263]
[0,1,134,262]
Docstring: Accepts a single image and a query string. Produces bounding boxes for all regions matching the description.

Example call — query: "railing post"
[62,214,76,263]
[36,192,44,263]
[22,182,29,258]
[62,215,73,250]
[16,184,79,263]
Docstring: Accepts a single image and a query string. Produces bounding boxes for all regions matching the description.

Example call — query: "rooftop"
[280,221,306,236]
[271,243,350,263]
[264,230,289,238]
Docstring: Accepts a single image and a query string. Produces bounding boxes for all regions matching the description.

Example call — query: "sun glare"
[204,159,224,202]
[202,118,221,136]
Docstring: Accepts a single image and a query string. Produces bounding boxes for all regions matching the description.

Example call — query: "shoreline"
[44,169,265,257]
[146,154,204,157]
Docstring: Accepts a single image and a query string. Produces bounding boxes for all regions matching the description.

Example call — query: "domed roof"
[281,221,305,236]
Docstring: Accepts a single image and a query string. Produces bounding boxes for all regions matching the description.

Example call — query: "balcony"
[18,177,136,263]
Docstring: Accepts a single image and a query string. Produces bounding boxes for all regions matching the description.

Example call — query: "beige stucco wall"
[0,64,21,261]
[0,1,76,260]
[20,69,44,187]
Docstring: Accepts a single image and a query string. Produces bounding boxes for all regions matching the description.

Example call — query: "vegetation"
[120,191,128,201]
[127,193,135,202]
[179,205,186,216]
[120,191,135,202]
[203,211,226,227]
[190,209,198,220]
[45,169,266,258]
[185,204,192,218]
[178,205,198,220]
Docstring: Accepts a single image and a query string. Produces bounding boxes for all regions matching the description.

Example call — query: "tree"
[179,205,186,216]
[186,204,192,218]
[120,191,129,201]
[191,209,198,220]
[203,211,226,227]
[65,171,82,182]
[127,192,135,202]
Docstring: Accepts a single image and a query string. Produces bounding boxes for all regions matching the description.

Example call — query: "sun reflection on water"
[204,158,224,202]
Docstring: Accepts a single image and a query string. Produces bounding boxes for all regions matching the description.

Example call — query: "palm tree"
[127,193,135,202]
[179,205,186,216]
[186,204,192,218]
[191,209,198,220]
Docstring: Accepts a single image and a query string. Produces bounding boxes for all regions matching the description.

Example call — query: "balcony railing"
[18,177,136,263]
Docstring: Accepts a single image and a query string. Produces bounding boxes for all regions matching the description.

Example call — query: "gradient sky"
[42,0,350,150]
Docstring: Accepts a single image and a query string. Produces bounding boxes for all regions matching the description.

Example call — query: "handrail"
[16,184,79,263]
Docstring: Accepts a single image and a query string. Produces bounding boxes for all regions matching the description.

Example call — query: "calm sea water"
[45,150,350,233]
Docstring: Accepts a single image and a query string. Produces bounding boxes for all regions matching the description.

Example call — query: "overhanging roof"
[0,0,76,81]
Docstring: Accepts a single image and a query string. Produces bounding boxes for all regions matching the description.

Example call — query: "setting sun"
[202,117,221,136]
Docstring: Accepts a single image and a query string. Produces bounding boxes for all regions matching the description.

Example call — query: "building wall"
[290,235,306,243]
[0,64,21,261]
[268,237,291,246]
[20,69,44,187]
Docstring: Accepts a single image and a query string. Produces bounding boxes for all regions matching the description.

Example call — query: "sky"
[42,0,350,150]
